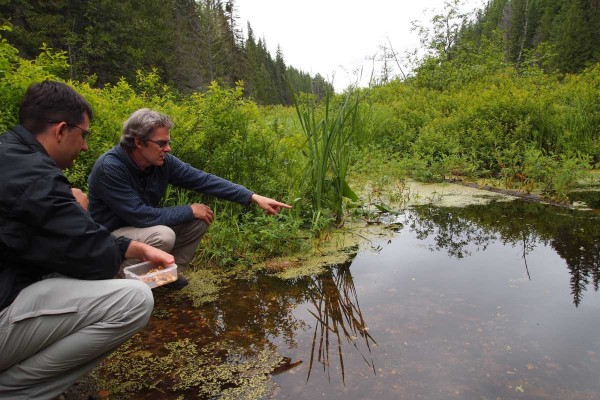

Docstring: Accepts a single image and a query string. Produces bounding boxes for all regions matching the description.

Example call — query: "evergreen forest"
[0,0,333,104]
[0,0,599,269]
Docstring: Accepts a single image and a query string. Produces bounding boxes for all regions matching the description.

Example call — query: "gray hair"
[120,108,173,150]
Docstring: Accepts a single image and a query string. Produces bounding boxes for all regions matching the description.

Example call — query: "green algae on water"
[94,337,283,399]
[179,268,225,307]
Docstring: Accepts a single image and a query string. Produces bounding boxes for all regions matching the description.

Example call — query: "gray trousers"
[0,277,153,400]
[112,219,208,274]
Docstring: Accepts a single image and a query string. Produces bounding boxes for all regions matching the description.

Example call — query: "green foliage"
[522,148,591,201]
[411,0,472,61]
[196,210,304,268]
[362,82,439,152]
[458,0,600,74]
[364,58,600,196]
[403,154,447,183]
[0,25,69,131]
[291,88,362,227]
[161,185,192,208]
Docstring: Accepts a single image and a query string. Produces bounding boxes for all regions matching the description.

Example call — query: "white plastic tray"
[123,261,177,289]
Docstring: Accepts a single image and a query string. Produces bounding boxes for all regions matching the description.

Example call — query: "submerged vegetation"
[93,337,283,399]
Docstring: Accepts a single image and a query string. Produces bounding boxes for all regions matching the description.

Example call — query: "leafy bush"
[0,26,69,132]
[363,57,600,194]
[523,149,591,201]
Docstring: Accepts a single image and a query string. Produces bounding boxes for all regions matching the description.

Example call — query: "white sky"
[237,0,483,92]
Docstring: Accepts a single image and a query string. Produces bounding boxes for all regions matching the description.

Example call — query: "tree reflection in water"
[305,262,376,384]
[407,200,600,306]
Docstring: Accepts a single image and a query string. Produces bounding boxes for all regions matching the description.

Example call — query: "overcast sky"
[237,0,483,91]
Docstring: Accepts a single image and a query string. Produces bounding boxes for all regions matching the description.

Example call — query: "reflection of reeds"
[305,263,376,383]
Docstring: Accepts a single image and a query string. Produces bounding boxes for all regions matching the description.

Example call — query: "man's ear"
[51,121,68,143]
[134,137,143,149]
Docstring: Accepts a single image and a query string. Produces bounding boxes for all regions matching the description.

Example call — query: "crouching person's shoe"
[163,274,188,290]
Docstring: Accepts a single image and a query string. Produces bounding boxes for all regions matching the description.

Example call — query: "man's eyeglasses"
[146,138,171,148]
[46,119,91,141]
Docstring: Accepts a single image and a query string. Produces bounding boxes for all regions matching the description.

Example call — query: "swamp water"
[100,196,600,400]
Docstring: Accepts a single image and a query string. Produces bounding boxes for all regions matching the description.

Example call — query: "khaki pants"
[112,219,208,274]
[0,277,153,400]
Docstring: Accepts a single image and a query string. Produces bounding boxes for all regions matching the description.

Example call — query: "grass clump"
[291,88,361,228]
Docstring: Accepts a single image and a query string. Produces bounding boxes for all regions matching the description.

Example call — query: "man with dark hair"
[0,81,175,399]
[88,108,291,289]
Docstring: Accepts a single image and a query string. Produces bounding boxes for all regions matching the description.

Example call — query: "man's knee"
[189,219,209,239]
[147,225,176,252]
[114,280,154,328]
[112,225,176,252]
[171,219,209,244]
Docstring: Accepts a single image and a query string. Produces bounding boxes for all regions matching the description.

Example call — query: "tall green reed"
[291,88,360,227]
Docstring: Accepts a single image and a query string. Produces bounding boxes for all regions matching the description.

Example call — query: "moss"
[260,257,302,273]
[272,244,358,280]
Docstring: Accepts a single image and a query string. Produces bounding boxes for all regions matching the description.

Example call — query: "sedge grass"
[291,88,361,227]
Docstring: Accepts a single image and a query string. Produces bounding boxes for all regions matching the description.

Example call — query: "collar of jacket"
[114,144,156,177]
[9,125,51,157]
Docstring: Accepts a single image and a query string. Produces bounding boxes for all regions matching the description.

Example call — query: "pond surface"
[270,200,600,400]
[109,198,600,399]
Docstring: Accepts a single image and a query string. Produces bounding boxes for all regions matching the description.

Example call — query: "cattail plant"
[291,87,360,228]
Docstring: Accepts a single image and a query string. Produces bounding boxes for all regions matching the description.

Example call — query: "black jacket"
[0,126,131,311]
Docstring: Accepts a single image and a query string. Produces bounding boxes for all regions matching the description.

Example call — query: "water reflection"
[569,189,600,209]
[99,197,600,399]
[304,263,376,383]
[408,200,600,306]
[181,262,376,386]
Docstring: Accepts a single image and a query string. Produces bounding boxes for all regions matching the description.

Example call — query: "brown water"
[114,199,600,399]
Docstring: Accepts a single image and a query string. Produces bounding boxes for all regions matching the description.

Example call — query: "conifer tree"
[507,0,540,67]
[243,22,259,99]
[0,0,333,102]
[554,0,594,73]
[275,46,291,104]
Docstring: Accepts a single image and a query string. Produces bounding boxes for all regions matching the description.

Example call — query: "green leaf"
[341,180,358,202]
[374,203,400,215]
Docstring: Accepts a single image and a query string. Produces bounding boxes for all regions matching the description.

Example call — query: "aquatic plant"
[93,338,283,399]
[179,268,225,307]
[291,88,361,228]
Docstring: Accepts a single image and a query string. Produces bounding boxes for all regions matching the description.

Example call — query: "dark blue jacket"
[0,126,130,311]
[88,145,254,231]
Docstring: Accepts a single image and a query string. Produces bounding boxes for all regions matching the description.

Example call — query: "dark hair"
[19,80,93,134]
